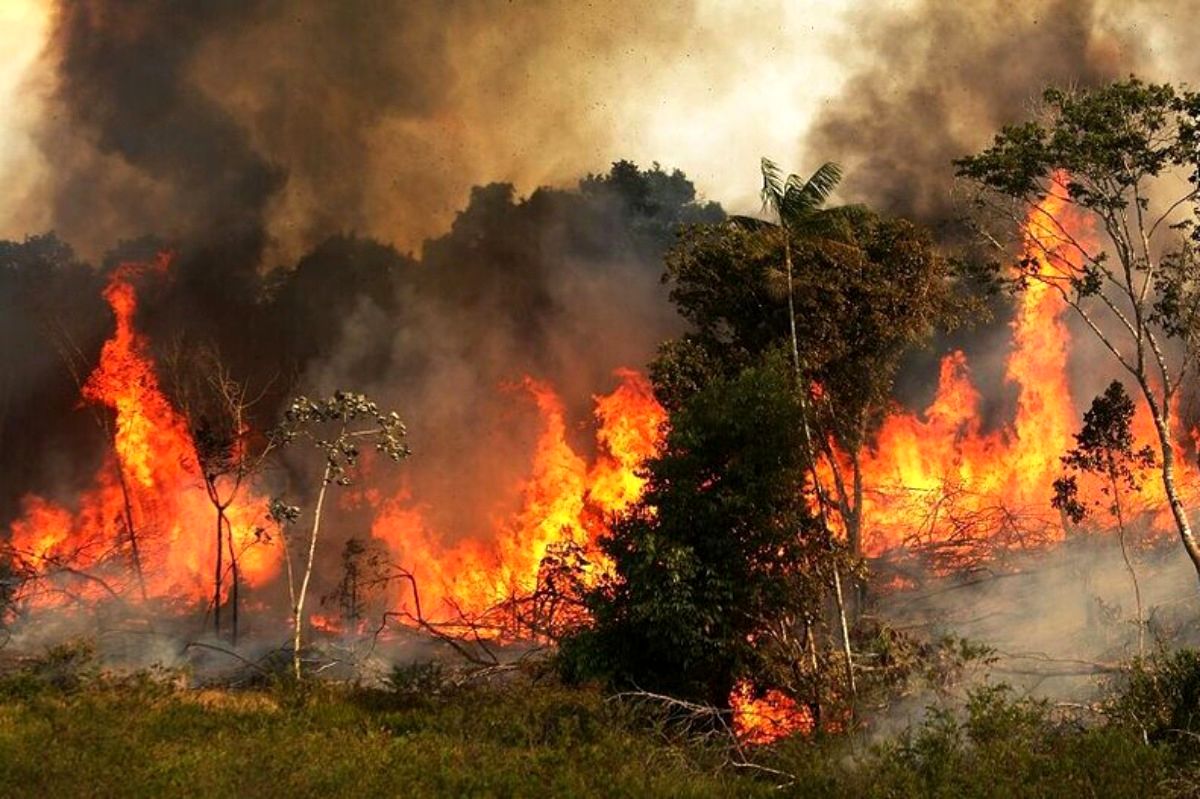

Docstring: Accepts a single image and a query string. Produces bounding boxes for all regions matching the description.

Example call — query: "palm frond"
[781,162,843,223]
[759,157,787,217]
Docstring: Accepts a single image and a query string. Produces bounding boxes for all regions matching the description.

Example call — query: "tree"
[656,196,962,558]
[956,78,1200,582]
[562,358,847,718]
[161,341,281,643]
[738,157,843,381]
[270,392,410,679]
[1053,381,1155,656]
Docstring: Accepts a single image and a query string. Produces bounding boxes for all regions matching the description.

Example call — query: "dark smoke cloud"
[808,0,1200,420]
[806,0,1138,229]
[43,1,282,262]
[34,0,702,265]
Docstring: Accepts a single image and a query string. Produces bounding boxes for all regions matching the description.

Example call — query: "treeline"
[558,78,1200,730]
[0,161,722,526]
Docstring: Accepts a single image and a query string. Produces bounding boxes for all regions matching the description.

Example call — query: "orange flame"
[835,174,1200,561]
[9,257,279,606]
[372,369,666,623]
[730,680,814,744]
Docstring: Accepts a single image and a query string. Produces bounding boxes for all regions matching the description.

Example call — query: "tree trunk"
[213,508,223,636]
[226,512,240,646]
[784,237,801,379]
[832,565,856,701]
[848,449,863,560]
[293,461,332,680]
[1149,407,1200,582]
[115,465,147,601]
[1110,480,1144,659]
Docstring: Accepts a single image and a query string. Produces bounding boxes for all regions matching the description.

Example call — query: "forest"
[6,2,1200,796]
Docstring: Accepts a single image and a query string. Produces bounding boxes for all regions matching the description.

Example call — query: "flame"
[730,680,814,744]
[10,173,1200,745]
[9,257,279,606]
[823,173,1200,563]
[372,369,666,623]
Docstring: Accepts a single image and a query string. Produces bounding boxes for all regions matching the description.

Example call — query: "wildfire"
[730,680,814,744]
[372,369,666,624]
[7,173,1196,747]
[846,174,1200,562]
[9,257,279,606]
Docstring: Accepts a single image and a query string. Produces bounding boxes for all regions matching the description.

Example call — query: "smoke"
[7,0,1200,690]
[806,0,1200,426]
[27,1,724,266]
[876,533,1200,732]
[802,0,1182,228]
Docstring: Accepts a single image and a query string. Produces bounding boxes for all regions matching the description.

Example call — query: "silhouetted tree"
[1053,381,1155,655]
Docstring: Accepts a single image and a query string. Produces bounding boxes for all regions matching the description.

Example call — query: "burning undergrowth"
[5,162,1200,743]
[6,1,1200,758]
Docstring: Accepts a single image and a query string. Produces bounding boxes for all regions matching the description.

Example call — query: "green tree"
[1053,381,1155,655]
[957,78,1200,582]
[562,358,845,716]
[655,196,961,558]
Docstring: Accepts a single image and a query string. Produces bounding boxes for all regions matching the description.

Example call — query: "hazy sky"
[0,0,51,235]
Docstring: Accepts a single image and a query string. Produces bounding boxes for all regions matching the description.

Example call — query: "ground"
[0,653,1194,798]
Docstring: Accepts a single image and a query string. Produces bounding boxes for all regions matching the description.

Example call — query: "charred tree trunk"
[213,507,223,636]
[114,464,147,601]
[228,518,240,645]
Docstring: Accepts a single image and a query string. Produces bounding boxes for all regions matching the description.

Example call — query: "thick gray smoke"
[804,0,1181,228]
[33,0,706,265]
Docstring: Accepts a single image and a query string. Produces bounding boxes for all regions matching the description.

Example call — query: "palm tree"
[733,158,843,379]
[735,158,857,698]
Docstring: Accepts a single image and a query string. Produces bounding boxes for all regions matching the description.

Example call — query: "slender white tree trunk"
[1147,404,1200,582]
[293,461,332,680]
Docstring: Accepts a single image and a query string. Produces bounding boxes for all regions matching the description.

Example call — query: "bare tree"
[270,392,410,679]
[161,341,282,642]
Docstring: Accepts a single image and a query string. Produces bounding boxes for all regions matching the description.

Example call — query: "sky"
[1,0,1195,255]
[0,0,51,235]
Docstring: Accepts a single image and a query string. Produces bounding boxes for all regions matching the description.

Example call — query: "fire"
[839,174,1200,562]
[7,173,1196,745]
[730,680,814,744]
[734,174,1200,745]
[8,257,279,606]
[372,369,666,624]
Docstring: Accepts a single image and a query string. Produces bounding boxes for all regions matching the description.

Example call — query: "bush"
[766,684,1173,799]
[1109,648,1200,751]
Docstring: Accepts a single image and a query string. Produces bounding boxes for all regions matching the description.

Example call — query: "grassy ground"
[0,652,1197,798]
[0,672,762,798]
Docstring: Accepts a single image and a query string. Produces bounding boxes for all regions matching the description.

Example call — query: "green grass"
[0,675,761,799]
[1,659,1198,798]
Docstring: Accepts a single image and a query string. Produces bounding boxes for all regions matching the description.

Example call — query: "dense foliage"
[562,357,840,708]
